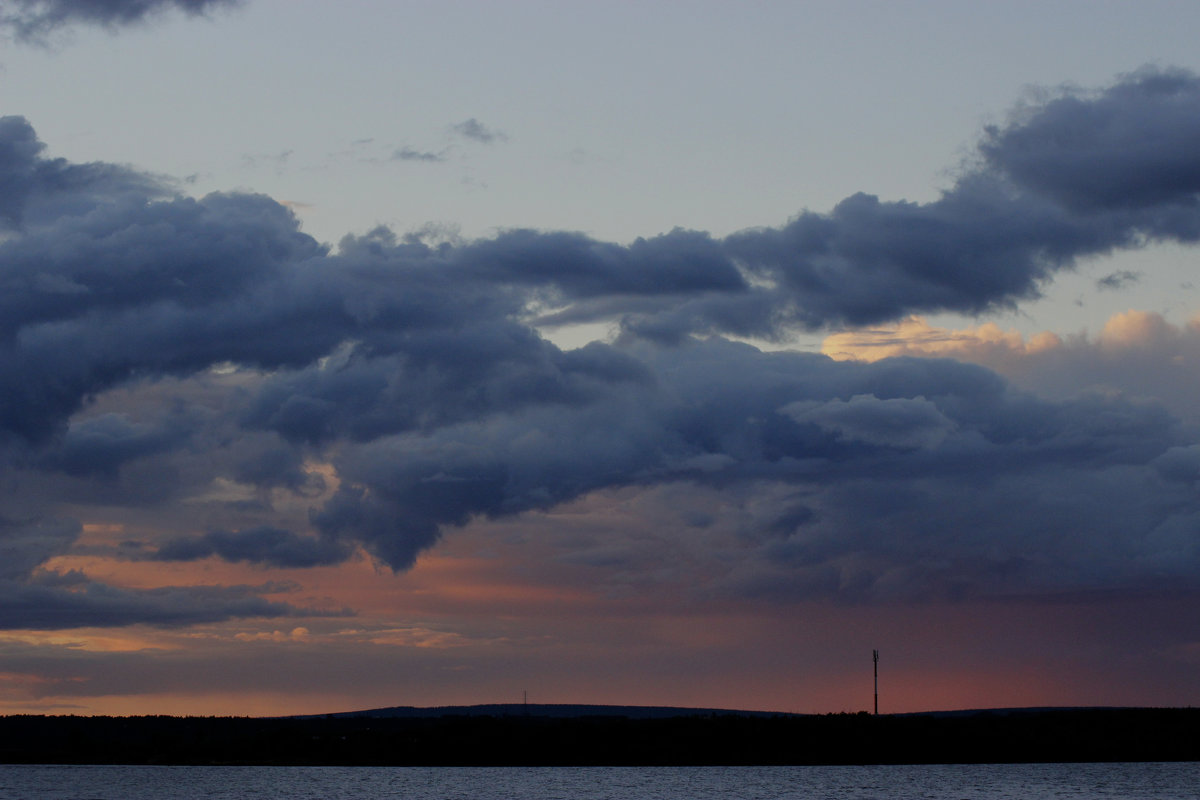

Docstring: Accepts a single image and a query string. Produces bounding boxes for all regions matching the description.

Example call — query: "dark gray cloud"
[1096,270,1141,291]
[6,68,1200,620]
[392,147,447,163]
[514,66,1200,341]
[308,339,1194,594]
[705,69,1200,337]
[0,517,333,629]
[154,526,351,568]
[980,67,1200,212]
[450,118,507,144]
[37,411,196,477]
[0,116,165,231]
[0,576,315,630]
[0,517,77,580]
[0,0,238,41]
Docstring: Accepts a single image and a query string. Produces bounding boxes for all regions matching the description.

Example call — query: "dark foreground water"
[0,762,1197,799]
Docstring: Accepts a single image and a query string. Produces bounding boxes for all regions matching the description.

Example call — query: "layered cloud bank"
[5,69,1200,630]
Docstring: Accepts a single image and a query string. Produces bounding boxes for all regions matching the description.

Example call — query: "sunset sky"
[4,0,1200,716]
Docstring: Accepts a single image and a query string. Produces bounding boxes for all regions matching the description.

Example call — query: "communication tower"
[873,649,879,716]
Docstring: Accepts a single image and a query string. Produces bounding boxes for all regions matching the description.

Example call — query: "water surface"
[1,762,1196,799]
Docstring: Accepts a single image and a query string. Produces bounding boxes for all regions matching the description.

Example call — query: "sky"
[2,0,1200,717]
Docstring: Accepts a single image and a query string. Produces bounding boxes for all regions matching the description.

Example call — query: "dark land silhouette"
[0,705,1198,765]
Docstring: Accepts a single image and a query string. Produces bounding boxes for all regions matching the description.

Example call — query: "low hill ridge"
[296,702,798,720]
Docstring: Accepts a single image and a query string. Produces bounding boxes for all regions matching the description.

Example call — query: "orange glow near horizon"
[0,593,1171,718]
[11,499,1199,718]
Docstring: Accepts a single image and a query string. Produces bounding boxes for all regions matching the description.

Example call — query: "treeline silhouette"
[0,707,1197,765]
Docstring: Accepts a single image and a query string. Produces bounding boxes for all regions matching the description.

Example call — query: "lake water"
[0,762,1197,799]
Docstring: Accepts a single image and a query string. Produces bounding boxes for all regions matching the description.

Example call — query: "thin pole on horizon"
[873,649,879,716]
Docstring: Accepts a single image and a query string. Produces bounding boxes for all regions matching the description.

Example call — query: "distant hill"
[298,702,1139,721]
[894,705,1125,718]
[295,703,801,720]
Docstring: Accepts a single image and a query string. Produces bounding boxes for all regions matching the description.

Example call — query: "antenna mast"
[873,649,879,716]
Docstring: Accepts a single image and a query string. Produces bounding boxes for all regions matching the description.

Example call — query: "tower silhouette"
[873,650,879,715]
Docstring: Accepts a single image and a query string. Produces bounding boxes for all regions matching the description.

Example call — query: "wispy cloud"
[450,118,507,144]
[1097,270,1141,291]
[392,146,447,163]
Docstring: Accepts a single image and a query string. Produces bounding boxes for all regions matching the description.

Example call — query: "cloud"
[5,68,1200,619]
[523,65,1200,341]
[0,577,317,630]
[0,517,333,629]
[450,118,507,144]
[154,526,352,568]
[1096,270,1141,291]
[822,310,1200,426]
[779,394,957,450]
[980,67,1200,212]
[0,517,77,580]
[305,337,1198,600]
[0,116,166,231]
[821,316,1062,364]
[392,147,447,163]
[0,0,239,41]
[37,411,196,478]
